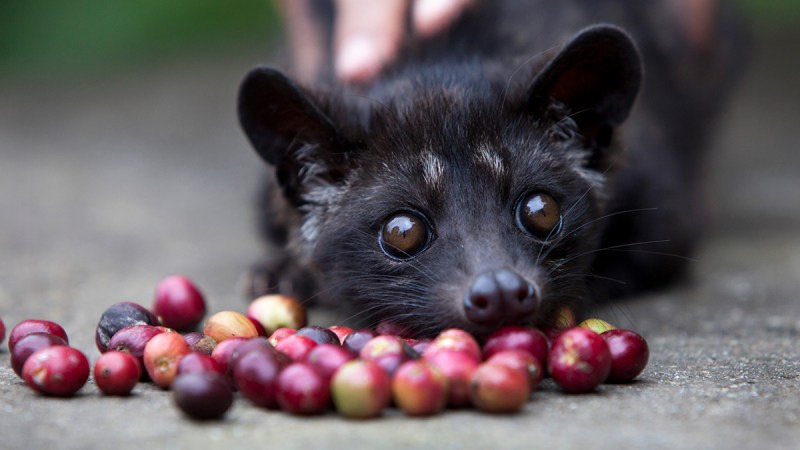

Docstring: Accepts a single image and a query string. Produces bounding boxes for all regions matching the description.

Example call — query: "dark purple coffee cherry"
[96,302,159,353]
[11,332,68,377]
[172,372,233,420]
[296,325,340,346]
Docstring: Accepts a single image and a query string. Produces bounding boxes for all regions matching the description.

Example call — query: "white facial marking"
[475,144,505,178]
[422,151,445,189]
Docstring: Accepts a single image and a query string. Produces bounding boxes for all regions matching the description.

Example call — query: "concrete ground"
[1,24,798,450]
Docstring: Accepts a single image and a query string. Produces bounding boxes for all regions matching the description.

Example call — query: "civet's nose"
[463,268,539,326]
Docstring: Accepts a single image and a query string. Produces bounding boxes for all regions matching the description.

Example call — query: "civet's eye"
[515,192,562,239]
[379,212,432,259]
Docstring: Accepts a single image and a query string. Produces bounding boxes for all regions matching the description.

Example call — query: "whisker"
[296,270,425,306]
[347,227,440,283]
[567,207,659,236]
[560,154,618,222]
[597,302,639,331]
[535,206,659,265]
[549,239,672,272]
[534,156,619,266]
[599,248,698,262]
[546,271,629,287]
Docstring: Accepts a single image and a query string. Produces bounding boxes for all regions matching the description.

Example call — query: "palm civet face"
[309,102,607,337]
[238,26,641,337]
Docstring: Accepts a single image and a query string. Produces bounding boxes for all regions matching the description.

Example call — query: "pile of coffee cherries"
[3,275,649,420]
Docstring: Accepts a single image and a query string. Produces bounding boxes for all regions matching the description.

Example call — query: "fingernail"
[414,0,458,37]
[336,36,381,84]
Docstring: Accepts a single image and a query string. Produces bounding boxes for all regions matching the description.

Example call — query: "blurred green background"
[0,0,282,80]
[0,0,797,81]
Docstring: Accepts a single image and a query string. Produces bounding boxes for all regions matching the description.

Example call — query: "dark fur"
[238,0,745,337]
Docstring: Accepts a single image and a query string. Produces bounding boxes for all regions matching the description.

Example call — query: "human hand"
[280,0,714,83]
[280,0,475,84]
[333,0,474,83]
[668,0,717,53]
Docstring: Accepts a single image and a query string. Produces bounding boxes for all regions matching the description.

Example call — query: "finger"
[334,0,408,84]
[670,0,717,52]
[413,0,475,38]
[279,0,326,83]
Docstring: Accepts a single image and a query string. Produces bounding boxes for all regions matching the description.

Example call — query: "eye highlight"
[516,192,562,239]
[379,212,432,259]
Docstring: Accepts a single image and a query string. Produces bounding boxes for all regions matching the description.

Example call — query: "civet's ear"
[526,25,642,150]
[238,66,350,205]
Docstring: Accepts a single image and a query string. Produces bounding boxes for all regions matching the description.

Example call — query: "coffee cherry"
[229,337,274,368]
[470,363,530,413]
[11,332,68,377]
[183,332,217,355]
[247,294,306,335]
[423,328,481,362]
[8,319,69,353]
[228,338,289,389]
[548,328,611,393]
[341,328,377,356]
[407,339,433,355]
[553,306,577,327]
[327,326,354,344]
[0,317,5,346]
[601,329,649,383]
[359,335,414,377]
[23,346,89,397]
[96,302,159,353]
[482,326,548,369]
[275,334,317,362]
[177,353,225,376]
[153,275,206,332]
[392,360,447,416]
[203,311,258,343]
[233,347,287,409]
[210,337,248,375]
[268,327,296,346]
[94,351,141,395]
[172,372,233,420]
[296,325,340,346]
[486,349,544,391]
[305,343,356,382]
[577,318,617,334]
[106,324,165,372]
[424,350,480,408]
[542,305,576,342]
[143,332,191,388]
[330,360,390,419]
[249,317,268,337]
[276,362,330,415]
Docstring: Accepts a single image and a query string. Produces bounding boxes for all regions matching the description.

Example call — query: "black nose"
[463,269,539,326]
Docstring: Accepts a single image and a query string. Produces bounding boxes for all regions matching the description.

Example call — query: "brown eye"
[516,192,562,239]
[379,212,431,259]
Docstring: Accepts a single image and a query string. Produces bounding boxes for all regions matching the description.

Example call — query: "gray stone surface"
[1,26,798,450]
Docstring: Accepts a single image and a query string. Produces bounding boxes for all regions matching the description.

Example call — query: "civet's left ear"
[526,25,642,151]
